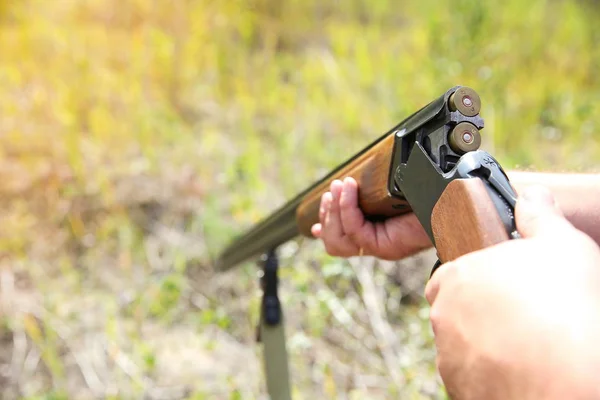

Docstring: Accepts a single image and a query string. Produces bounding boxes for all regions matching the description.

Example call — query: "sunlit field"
[0,0,599,398]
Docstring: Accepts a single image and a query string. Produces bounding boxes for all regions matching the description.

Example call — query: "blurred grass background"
[0,0,599,398]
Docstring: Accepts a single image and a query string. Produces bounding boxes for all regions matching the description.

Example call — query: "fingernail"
[311,223,322,237]
[521,186,555,207]
[331,180,342,198]
[342,178,351,192]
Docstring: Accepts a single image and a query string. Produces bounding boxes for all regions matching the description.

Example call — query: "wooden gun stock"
[296,134,411,237]
[431,179,511,263]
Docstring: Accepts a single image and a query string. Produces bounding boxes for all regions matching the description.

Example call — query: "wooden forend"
[431,178,509,263]
[296,134,411,237]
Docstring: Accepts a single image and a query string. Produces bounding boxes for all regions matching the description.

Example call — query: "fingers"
[425,261,457,305]
[424,275,440,306]
[311,223,322,238]
[312,176,430,259]
[339,177,374,245]
[310,191,332,238]
[339,177,363,227]
[428,185,572,302]
[318,180,359,256]
[325,180,344,238]
[311,177,370,257]
[319,191,331,222]
[516,185,573,239]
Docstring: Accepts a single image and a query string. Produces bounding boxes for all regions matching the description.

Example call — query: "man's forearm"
[509,172,600,245]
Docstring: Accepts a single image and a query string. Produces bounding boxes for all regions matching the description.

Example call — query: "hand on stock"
[310,177,431,260]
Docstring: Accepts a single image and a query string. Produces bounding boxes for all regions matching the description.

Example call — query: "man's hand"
[310,177,431,259]
[426,186,600,400]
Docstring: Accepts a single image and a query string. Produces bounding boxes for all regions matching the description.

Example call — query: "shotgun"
[218,86,518,272]
[216,86,519,399]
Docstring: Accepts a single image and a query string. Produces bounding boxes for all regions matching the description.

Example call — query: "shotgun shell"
[449,122,481,153]
[448,87,481,117]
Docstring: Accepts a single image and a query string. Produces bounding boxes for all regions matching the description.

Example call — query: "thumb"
[516,185,572,238]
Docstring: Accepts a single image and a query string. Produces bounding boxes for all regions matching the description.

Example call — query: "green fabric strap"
[260,312,292,400]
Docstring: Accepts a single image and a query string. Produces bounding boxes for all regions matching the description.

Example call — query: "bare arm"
[510,172,600,245]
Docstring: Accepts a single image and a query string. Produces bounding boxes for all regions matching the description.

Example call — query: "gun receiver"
[217,86,518,271]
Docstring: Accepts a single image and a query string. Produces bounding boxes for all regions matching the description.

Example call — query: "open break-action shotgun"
[216,86,519,399]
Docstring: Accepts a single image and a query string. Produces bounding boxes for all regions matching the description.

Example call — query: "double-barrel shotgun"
[216,86,519,399]
[218,86,518,271]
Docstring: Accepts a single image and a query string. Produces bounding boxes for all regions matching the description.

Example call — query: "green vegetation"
[0,0,598,398]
